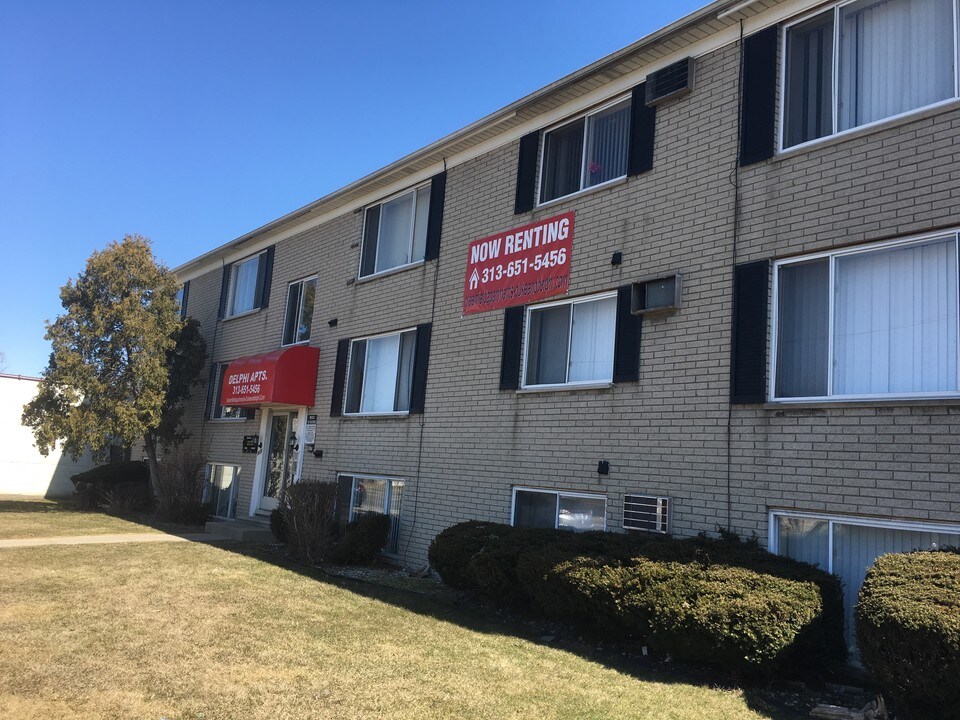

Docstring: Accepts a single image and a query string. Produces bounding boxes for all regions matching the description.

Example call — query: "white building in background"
[0,373,95,497]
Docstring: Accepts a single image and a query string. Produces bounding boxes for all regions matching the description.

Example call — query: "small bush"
[429,521,845,677]
[856,551,960,720]
[327,513,391,565]
[155,447,208,524]
[71,461,150,508]
[102,481,153,515]
[281,482,338,564]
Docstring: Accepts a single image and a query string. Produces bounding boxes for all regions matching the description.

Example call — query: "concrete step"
[204,519,276,542]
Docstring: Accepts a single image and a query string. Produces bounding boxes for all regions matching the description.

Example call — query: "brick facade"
[177,0,960,581]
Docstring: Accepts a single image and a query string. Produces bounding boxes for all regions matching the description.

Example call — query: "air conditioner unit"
[623,494,671,534]
[645,58,695,106]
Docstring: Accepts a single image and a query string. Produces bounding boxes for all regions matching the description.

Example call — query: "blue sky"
[0,0,705,377]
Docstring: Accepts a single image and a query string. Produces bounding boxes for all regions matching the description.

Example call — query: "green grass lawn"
[0,538,785,720]
[0,496,168,539]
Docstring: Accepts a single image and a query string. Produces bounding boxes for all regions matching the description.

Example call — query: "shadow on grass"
[209,541,835,720]
[0,497,205,536]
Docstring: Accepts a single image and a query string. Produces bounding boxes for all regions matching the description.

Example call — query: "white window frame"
[210,362,247,421]
[769,230,960,403]
[280,275,317,347]
[358,182,431,280]
[769,509,960,574]
[536,94,632,207]
[225,250,266,319]
[343,327,417,417]
[778,0,960,153]
[520,291,618,391]
[510,486,607,531]
[342,472,404,556]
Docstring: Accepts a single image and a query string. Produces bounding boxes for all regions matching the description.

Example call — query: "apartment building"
[175,0,960,645]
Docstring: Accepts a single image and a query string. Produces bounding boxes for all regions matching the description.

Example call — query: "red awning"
[220,346,320,407]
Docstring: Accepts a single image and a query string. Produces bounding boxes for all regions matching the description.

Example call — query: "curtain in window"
[376,192,415,273]
[568,297,616,383]
[394,330,416,412]
[354,477,387,516]
[412,185,431,262]
[231,256,259,314]
[540,119,584,203]
[834,238,958,395]
[386,480,404,554]
[838,0,954,131]
[784,12,834,147]
[526,305,571,385]
[297,278,316,343]
[583,100,630,188]
[361,335,401,412]
[514,491,557,529]
[776,516,830,569]
[283,283,302,345]
[776,259,830,397]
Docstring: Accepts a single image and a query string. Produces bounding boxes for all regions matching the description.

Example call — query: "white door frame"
[248,406,307,517]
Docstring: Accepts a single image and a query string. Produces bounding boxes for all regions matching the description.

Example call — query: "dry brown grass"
[0,540,779,720]
[0,496,165,539]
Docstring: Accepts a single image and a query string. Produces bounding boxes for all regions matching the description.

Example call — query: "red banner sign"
[462,211,573,315]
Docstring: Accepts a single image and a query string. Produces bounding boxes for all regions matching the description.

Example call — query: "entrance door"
[259,411,299,513]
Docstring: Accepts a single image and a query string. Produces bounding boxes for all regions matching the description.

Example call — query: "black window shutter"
[613,285,642,383]
[627,83,656,176]
[424,172,446,261]
[409,323,433,414]
[360,206,380,277]
[205,364,219,419]
[243,407,256,420]
[499,306,525,390]
[730,260,770,403]
[330,339,350,417]
[180,281,190,319]
[739,26,779,167]
[514,131,540,214]
[335,475,354,527]
[217,266,230,319]
[254,246,275,309]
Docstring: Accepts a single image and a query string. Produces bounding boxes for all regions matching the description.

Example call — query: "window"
[344,329,417,414]
[227,251,266,317]
[205,464,239,519]
[772,511,960,650]
[211,363,247,420]
[343,473,404,554]
[175,282,188,319]
[522,292,617,388]
[512,488,606,531]
[782,0,958,149]
[539,97,631,204]
[772,234,959,400]
[360,184,431,277]
[282,277,316,346]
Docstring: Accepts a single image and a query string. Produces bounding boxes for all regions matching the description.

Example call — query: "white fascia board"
[176,0,821,282]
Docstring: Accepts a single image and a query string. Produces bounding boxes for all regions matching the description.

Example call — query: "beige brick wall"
[179,25,960,566]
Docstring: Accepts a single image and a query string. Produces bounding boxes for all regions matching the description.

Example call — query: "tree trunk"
[143,433,161,503]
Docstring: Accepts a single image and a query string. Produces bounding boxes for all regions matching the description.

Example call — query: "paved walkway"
[0,532,211,548]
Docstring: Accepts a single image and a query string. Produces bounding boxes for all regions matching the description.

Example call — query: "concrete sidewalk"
[0,532,211,548]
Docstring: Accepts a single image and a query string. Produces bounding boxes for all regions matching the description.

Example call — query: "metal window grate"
[623,494,671,533]
[645,58,695,106]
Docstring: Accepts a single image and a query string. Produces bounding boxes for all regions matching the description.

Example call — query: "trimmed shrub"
[327,513,392,565]
[429,521,845,677]
[71,461,150,508]
[856,551,960,720]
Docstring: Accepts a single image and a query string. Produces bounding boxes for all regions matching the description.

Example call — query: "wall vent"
[623,495,671,533]
[645,58,695,106]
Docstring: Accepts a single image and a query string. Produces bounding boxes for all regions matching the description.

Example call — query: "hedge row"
[429,522,846,677]
[856,550,960,720]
